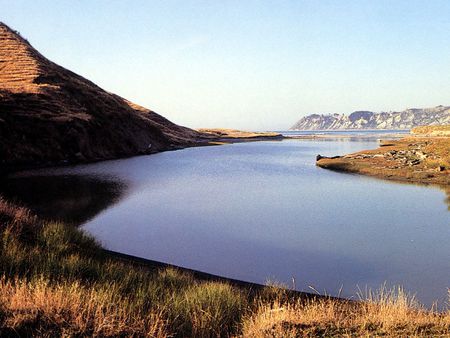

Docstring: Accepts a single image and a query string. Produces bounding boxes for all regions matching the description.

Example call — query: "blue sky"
[2,0,449,130]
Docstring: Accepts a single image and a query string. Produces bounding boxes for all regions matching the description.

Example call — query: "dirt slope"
[0,22,201,171]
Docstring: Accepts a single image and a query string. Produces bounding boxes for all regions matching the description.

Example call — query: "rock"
[408,159,421,166]
[415,151,427,160]
[316,154,341,161]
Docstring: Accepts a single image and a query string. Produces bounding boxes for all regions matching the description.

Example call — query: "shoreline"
[316,136,450,186]
[0,130,285,177]
[2,129,412,177]
[103,249,342,302]
[3,198,447,337]
[2,129,448,300]
[2,132,450,335]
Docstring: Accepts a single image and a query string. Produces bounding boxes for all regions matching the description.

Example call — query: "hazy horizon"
[2,0,449,130]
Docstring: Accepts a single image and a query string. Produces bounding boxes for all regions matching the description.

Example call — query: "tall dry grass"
[0,276,167,337]
[241,286,450,337]
[1,197,450,337]
[0,197,247,337]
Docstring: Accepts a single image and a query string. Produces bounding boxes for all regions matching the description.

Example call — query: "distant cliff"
[290,106,450,130]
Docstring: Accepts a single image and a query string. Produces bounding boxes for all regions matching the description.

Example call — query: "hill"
[0,22,201,171]
[412,125,450,137]
[291,106,450,130]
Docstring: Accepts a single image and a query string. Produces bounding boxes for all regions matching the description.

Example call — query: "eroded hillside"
[0,22,201,171]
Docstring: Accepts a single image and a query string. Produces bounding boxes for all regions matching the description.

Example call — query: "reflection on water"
[0,137,448,308]
[0,175,126,225]
[443,186,450,211]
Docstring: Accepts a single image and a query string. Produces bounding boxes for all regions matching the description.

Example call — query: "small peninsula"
[316,126,450,185]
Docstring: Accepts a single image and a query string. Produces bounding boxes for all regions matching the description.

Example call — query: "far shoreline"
[0,129,285,177]
[0,128,416,177]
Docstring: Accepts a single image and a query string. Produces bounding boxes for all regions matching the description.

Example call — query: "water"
[2,135,449,307]
[281,129,410,137]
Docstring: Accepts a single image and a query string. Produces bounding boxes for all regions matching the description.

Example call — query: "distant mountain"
[290,106,450,130]
[0,22,201,170]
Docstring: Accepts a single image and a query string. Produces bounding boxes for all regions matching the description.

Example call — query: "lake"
[2,135,449,307]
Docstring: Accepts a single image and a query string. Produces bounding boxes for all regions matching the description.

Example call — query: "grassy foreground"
[1,198,450,337]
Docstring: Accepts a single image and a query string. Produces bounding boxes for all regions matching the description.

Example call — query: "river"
[2,134,448,307]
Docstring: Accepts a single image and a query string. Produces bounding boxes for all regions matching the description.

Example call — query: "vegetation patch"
[1,198,449,337]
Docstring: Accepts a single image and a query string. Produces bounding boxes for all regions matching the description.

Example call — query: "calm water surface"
[3,137,449,307]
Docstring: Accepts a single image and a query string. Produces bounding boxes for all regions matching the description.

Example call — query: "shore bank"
[197,128,284,144]
[0,129,285,176]
[316,130,450,186]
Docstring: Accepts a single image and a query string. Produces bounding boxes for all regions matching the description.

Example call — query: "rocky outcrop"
[291,106,450,130]
[0,22,202,171]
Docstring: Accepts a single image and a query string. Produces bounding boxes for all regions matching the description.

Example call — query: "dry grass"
[0,197,37,229]
[422,138,450,169]
[1,197,450,337]
[412,125,450,137]
[198,128,282,139]
[0,198,247,337]
[0,23,43,94]
[242,287,450,337]
[0,277,168,337]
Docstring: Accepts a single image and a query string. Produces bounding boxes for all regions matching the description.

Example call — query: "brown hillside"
[412,125,450,137]
[0,22,201,171]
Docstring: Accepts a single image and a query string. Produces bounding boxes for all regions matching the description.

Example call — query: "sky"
[1,0,450,130]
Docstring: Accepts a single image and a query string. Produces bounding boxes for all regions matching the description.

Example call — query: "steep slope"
[0,22,201,171]
[291,106,450,130]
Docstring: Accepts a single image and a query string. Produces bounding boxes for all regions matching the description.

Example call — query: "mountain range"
[290,106,450,130]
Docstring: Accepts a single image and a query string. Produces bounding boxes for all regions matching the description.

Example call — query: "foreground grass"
[0,198,245,336]
[1,198,449,337]
[244,289,450,337]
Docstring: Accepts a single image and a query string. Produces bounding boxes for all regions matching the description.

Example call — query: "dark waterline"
[0,174,126,225]
[2,136,449,307]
